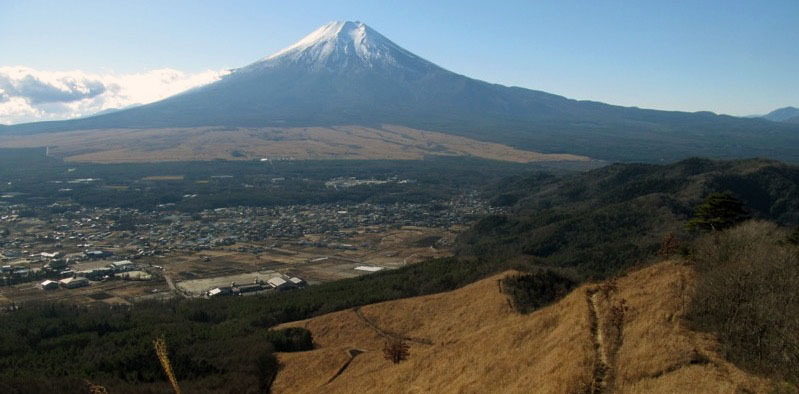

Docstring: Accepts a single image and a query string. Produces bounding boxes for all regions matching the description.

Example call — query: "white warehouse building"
[60,277,89,289]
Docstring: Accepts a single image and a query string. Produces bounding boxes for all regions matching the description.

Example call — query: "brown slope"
[272,262,769,394]
[608,262,769,393]
[0,125,589,163]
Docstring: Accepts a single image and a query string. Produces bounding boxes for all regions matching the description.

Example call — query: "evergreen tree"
[687,192,749,231]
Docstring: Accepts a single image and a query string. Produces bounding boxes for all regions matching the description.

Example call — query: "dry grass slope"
[272,262,770,393]
[0,125,589,163]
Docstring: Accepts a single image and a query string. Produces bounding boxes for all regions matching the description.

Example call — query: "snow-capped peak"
[266,21,364,60]
[252,21,438,72]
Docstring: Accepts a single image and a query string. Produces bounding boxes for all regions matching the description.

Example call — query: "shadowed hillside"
[458,158,799,276]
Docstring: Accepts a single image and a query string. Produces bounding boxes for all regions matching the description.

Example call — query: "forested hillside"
[458,158,799,276]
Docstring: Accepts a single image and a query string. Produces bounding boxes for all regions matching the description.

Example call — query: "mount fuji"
[3,21,799,162]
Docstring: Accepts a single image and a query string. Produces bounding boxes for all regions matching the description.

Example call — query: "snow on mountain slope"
[253,21,438,73]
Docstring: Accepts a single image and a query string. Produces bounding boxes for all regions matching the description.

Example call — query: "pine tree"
[687,192,749,231]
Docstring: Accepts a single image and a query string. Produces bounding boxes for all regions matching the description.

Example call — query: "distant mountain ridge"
[760,106,799,122]
[2,21,799,163]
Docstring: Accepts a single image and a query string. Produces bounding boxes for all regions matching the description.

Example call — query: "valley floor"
[273,261,769,393]
[0,125,589,163]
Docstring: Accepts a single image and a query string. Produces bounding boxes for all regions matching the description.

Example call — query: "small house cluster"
[2,193,496,280]
[38,260,140,290]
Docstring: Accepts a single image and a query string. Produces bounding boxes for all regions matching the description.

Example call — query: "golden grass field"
[0,125,589,163]
[141,175,185,181]
[272,261,770,393]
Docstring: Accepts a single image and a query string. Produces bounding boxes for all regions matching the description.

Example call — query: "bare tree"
[383,339,410,364]
[658,232,679,258]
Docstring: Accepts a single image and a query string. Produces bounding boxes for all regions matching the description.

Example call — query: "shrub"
[264,328,314,352]
[256,352,280,392]
[383,339,410,364]
[501,270,576,314]
[788,228,799,246]
[688,221,799,383]
[658,232,680,258]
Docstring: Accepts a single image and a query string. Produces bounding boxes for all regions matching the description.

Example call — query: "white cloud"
[0,66,230,124]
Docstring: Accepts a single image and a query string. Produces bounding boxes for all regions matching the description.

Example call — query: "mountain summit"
[3,21,799,162]
[246,21,439,74]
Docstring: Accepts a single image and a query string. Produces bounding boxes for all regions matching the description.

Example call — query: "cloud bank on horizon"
[0,66,230,125]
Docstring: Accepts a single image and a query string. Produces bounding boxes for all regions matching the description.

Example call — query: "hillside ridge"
[272,261,768,393]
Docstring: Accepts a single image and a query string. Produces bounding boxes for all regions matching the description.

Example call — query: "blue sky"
[1,0,797,123]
